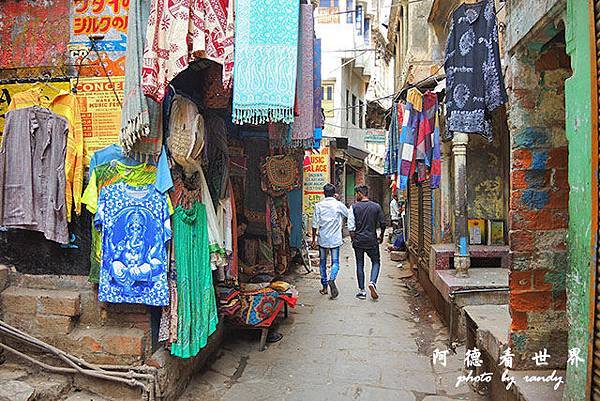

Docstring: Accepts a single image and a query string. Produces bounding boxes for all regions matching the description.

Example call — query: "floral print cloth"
[444,0,507,142]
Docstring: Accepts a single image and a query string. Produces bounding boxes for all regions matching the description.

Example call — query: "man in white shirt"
[390,192,400,231]
[312,184,349,299]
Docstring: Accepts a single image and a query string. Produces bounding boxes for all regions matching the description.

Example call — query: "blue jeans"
[354,247,381,290]
[319,246,340,287]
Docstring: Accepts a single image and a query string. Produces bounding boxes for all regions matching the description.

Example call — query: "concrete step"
[0,364,72,401]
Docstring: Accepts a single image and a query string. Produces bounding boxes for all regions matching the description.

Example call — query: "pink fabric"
[142,0,233,102]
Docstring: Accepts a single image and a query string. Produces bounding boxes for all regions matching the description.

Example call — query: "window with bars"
[346,89,350,122]
[352,94,357,125]
[359,100,364,128]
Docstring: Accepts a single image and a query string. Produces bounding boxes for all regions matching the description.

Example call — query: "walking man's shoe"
[356,290,367,300]
[368,282,379,300]
[329,280,339,299]
[320,286,328,295]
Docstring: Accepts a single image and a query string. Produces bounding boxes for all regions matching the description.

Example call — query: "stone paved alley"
[180,242,489,401]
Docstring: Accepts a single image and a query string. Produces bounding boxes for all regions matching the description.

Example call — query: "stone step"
[1,286,81,317]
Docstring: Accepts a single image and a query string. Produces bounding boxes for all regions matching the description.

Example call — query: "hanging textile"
[225,182,239,282]
[288,188,302,249]
[444,0,507,142]
[170,202,218,358]
[261,154,300,196]
[142,0,232,102]
[243,138,269,236]
[269,195,291,275]
[397,102,419,190]
[291,4,315,148]
[120,0,163,160]
[83,160,173,283]
[94,182,171,306]
[430,114,442,189]
[198,167,227,271]
[384,103,402,176]
[232,0,299,124]
[313,37,324,148]
[205,113,230,202]
[159,245,178,344]
[167,96,205,174]
[201,63,232,109]
[0,107,69,244]
[7,89,84,221]
[415,92,438,183]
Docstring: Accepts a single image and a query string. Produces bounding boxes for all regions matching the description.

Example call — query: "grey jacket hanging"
[444,0,507,142]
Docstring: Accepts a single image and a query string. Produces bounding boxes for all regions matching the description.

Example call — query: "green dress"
[171,202,219,358]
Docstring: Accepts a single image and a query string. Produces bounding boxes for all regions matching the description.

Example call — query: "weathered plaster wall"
[506,41,570,369]
[506,0,565,54]
[467,135,504,221]
[0,0,70,72]
[563,1,593,399]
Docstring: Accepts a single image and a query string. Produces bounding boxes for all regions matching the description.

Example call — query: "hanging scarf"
[291,4,315,148]
[384,103,401,176]
[142,0,233,102]
[119,0,163,160]
[397,101,419,190]
[232,0,299,124]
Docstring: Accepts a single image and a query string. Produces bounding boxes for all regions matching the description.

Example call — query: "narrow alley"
[180,242,487,401]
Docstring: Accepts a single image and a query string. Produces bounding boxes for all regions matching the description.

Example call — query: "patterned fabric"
[201,62,232,109]
[384,103,402,176]
[142,0,232,102]
[236,288,286,327]
[430,114,442,189]
[7,89,84,221]
[94,182,171,306]
[243,138,269,236]
[291,4,314,148]
[313,38,324,130]
[120,0,163,160]
[397,102,419,190]
[444,0,506,141]
[261,154,300,196]
[205,113,230,202]
[171,202,218,358]
[415,92,438,183]
[232,0,299,124]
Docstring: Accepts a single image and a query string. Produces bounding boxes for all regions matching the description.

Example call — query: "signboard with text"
[303,145,330,226]
[71,76,124,164]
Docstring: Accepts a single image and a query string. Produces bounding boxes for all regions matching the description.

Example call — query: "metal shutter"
[409,181,419,255]
[420,180,433,270]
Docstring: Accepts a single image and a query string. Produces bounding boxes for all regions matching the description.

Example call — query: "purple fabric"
[291,4,315,148]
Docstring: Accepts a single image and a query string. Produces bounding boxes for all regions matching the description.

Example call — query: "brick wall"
[506,43,571,369]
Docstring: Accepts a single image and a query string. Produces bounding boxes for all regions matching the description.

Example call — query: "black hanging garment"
[444,0,507,142]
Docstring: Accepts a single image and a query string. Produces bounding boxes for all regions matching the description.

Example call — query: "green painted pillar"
[564,1,593,400]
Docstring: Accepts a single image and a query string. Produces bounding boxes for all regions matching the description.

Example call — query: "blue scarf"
[232,1,300,125]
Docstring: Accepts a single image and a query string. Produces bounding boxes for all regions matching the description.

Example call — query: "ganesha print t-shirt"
[94,182,172,306]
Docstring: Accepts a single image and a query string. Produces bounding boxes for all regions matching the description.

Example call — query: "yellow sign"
[0,81,71,134]
[303,144,330,225]
[71,76,124,163]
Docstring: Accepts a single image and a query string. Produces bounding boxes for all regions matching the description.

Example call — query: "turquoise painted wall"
[564,1,593,400]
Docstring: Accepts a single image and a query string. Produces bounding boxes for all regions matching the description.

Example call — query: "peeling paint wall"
[0,0,70,72]
[467,135,505,221]
[564,1,593,399]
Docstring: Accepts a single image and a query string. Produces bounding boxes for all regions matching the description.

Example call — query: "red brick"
[547,147,568,169]
[554,291,567,310]
[509,230,536,253]
[511,311,528,331]
[105,334,144,356]
[509,210,568,231]
[535,48,571,72]
[35,314,74,335]
[2,312,35,332]
[511,171,528,190]
[513,149,532,169]
[509,271,532,292]
[546,190,569,210]
[532,270,553,291]
[1,287,37,314]
[553,169,569,190]
[510,191,522,211]
[510,290,552,312]
[38,291,80,317]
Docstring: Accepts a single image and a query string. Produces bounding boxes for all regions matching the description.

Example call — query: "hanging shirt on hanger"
[444,0,507,142]
[0,107,69,243]
[7,88,85,221]
[94,182,171,306]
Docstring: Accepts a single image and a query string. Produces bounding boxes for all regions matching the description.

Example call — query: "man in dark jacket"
[348,185,386,300]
